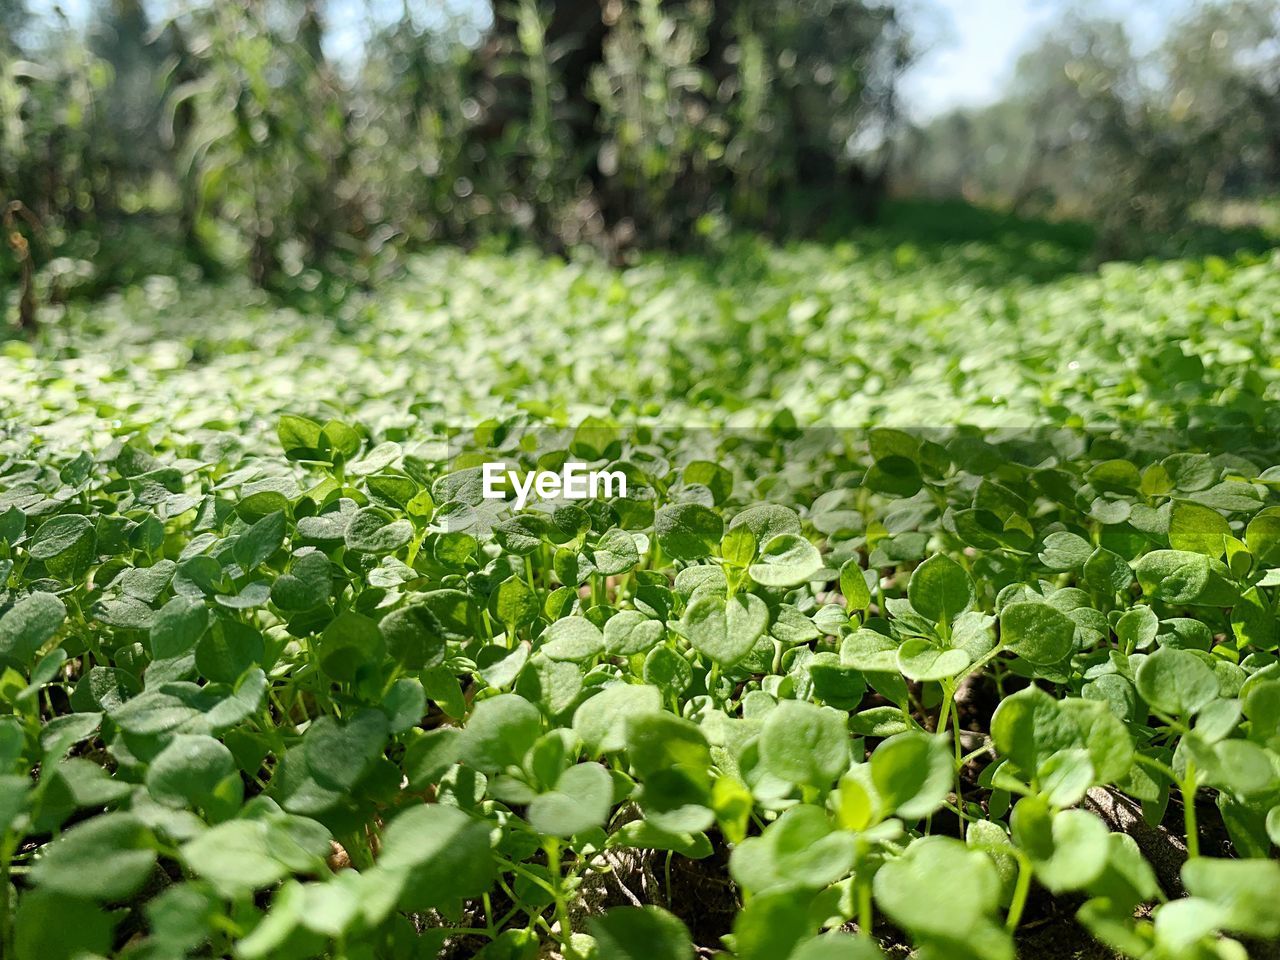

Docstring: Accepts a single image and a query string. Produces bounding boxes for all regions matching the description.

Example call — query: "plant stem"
[497,858,561,899]
[1006,851,1033,931]
[544,839,573,950]
[857,877,874,939]
[936,679,955,736]
[967,644,1005,676]
[431,926,495,939]
[0,831,12,958]
[1182,762,1199,859]
[482,892,495,936]
[942,799,980,823]
[960,741,993,765]
[1134,752,1178,782]
[950,697,966,838]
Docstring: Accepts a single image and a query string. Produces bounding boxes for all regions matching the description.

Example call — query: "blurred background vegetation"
[1,0,1278,310]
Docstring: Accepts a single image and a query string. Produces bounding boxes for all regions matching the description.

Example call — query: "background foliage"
[896,1,1280,255]
[7,0,1275,307]
[1,0,911,297]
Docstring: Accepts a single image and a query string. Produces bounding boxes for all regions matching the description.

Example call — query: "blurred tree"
[471,0,912,248]
[1,0,910,286]
[164,1,357,289]
[895,3,1280,255]
[1161,0,1280,195]
[0,0,24,50]
[0,12,113,226]
[155,16,208,265]
[89,0,166,214]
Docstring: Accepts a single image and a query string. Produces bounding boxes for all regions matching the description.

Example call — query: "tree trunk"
[4,202,39,332]
[477,0,889,246]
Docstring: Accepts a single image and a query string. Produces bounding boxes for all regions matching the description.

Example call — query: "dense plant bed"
[2,235,1279,960]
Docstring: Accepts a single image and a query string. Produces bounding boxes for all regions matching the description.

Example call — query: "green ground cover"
[2,211,1280,960]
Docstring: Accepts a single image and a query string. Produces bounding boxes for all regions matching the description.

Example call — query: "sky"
[28,0,1201,120]
[901,0,1198,118]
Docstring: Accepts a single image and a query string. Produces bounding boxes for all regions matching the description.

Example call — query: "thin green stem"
[496,874,533,928]
[960,741,993,765]
[497,858,560,899]
[936,679,956,736]
[942,799,981,823]
[1182,762,1200,859]
[857,876,874,939]
[482,892,495,936]
[431,926,495,939]
[950,697,966,838]
[0,830,13,958]
[967,644,1005,676]
[1134,753,1178,783]
[544,839,573,949]
[1006,851,1033,931]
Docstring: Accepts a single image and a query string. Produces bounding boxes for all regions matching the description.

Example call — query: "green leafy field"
[3,218,1280,960]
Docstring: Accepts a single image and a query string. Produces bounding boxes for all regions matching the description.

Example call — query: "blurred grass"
[6,198,1278,318]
